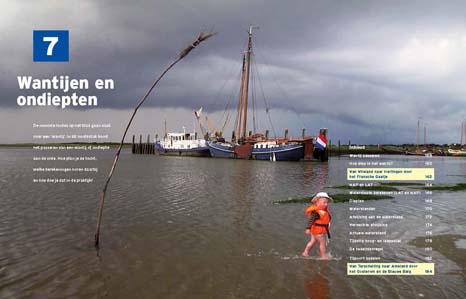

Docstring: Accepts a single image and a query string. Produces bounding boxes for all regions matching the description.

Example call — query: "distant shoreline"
[0,143,462,154]
[327,144,463,156]
[0,143,131,148]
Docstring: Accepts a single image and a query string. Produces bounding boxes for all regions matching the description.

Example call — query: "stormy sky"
[1,0,466,144]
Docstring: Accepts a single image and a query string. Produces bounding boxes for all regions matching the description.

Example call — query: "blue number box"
[33,30,69,62]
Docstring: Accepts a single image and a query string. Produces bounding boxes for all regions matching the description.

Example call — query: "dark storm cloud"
[1,0,466,143]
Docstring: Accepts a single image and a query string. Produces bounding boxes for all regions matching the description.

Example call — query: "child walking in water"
[302,192,332,259]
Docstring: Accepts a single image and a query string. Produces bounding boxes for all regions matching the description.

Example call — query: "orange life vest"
[305,205,331,235]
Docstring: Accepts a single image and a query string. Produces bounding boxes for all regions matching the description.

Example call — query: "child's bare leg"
[316,235,329,259]
[302,235,316,256]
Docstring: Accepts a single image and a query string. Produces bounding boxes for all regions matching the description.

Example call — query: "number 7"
[43,37,59,56]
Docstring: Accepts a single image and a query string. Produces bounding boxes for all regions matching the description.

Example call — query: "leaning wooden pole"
[94,31,216,248]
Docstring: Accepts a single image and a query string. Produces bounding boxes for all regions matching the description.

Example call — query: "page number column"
[424,155,433,264]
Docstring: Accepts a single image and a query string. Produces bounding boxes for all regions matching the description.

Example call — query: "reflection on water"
[0,149,465,298]
[231,161,254,240]
[304,262,330,299]
[302,162,330,193]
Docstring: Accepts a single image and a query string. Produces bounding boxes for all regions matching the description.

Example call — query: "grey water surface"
[0,148,465,299]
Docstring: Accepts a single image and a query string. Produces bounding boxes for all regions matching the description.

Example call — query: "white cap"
[311,191,333,203]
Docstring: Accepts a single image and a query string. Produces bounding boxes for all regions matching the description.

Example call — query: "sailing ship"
[207,26,327,161]
[447,120,466,156]
[155,126,210,157]
[447,121,466,157]
[405,118,433,155]
[447,148,466,156]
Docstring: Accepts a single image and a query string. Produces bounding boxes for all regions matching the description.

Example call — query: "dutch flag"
[316,134,327,150]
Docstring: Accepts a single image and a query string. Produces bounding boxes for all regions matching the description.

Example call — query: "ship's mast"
[464,120,466,146]
[241,26,256,139]
[461,120,465,146]
[416,118,420,148]
[235,55,246,142]
[463,120,466,146]
[424,125,426,145]
[236,26,258,142]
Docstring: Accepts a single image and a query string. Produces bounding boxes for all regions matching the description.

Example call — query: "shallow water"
[0,148,465,298]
